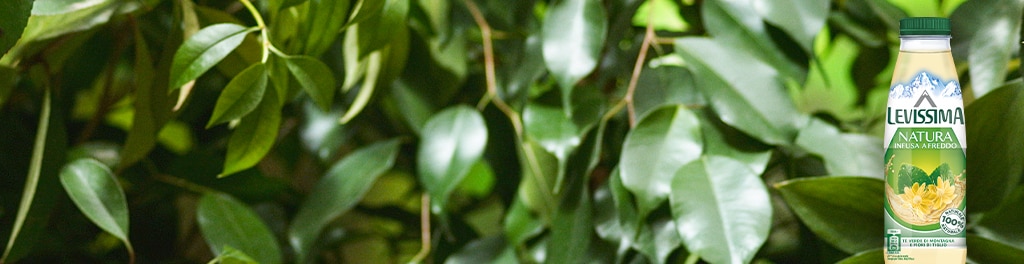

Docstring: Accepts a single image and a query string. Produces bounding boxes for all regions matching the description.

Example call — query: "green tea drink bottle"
[884,17,966,263]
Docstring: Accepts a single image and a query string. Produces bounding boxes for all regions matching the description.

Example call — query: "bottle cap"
[900,17,951,36]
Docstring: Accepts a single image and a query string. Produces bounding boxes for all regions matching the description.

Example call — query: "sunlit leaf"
[58,159,133,254]
[221,88,281,177]
[17,0,133,42]
[632,0,689,32]
[775,176,883,253]
[197,193,282,264]
[418,106,488,214]
[288,139,400,263]
[796,118,883,178]
[209,245,259,264]
[207,63,267,128]
[965,82,1024,212]
[670,155,772,264]
[170,23,253,90]
[754,0,829,52]
[620,105,702,216]
[950,0,1024,98]
[701,0,803,80]
[285,56,336,112]
[542,0,608,110]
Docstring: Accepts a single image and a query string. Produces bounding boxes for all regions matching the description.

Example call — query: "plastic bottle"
[884,17,966,263]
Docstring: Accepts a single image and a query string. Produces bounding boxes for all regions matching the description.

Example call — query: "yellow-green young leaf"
[620,105,702,217]
[965,82,1024,212]
[835,248,882,264]
[774,176,883,253]
[0,0,32,55]
[197,193,282,264]
[418,106,488,214]
[289,139,400,264]
[542,0,607,110]
[170,23,252,90]
[221,88,281,177]
[58,159,133,251]
[670,156,771,264]
[299,0,350,56]
[967,234,1024,263]
[207,63,268,128]
[2,89,67,263]
[285,56,335,112]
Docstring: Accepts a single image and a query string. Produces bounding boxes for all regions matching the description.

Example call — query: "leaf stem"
[238,0,272,63]
[409,194,432,264]
[622,1,658,128]
[144,160,218,194]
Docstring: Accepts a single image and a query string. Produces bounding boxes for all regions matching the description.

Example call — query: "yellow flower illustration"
[930,177,956,209]
[901,182,936,218]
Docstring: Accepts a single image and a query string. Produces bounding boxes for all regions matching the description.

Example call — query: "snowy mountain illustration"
[889,72,961,99]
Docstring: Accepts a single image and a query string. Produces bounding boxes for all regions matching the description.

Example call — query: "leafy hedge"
[1,0,1022,263]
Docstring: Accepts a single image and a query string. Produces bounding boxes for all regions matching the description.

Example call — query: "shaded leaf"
[197,193,282,264]
[670,156,772,264]
[356,0,408,57]
[285,56,336,112]
[207,63,268,128]
[288,139,400,263]
[170,23,253,90]
[121,23,174,168]
[503,197,544,246]
[620,105,702,216]
[775,176,883,253]
[2,89,67,263]
[976,186,1024,249]
[950,0,1024,98]
[965,82,1024,212]
[967,234,1024,263]
[835,248,882,264]
[346,0,386,27]
[445,236,516,264]
[300,0,350,56]
[796,118,883,178]
[221,87,281,177]
[676,37,806,145]
[418,106,488,214]
[542,0,608,109]
[59,159,131,245]
[0,0,32,55]
[754,0,829,52]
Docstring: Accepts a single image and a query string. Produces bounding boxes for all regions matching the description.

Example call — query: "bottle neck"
[899,35,951,52]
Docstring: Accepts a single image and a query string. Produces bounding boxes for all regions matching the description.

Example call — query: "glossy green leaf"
[170,23,253,90]
[701,0,802,80]
[523,104,581,192]
[976,186,1024,248]
[288,139,400,263]
[0,0,32,55]
[547,130,597,264]
[634,63,702,120]
[197,193,282,264]
[285,56,336,112]
[221,87,281,177]
[542,0,607,109]
[697,110,772,176]
[967,234,1024,263]
[17,0,128,42]
[356,0,408,57]
[339,51,381,124]
[503,197,544,246]
[418,106,488,214]
[676,37,805,145]
[620,105,702,216]
[31,0,109,15]
[58,158,133,257]
[300,0,350,56]
[835,248,882,264]
[950,0,1024,98]
[2,88,66,263]
[965,82,1024,212]
[755,0,829,52]
[796,118,883,178]
[775,176,883,253]
[209,245,259,264]
[670,155,772,264]
[346,0,386,27]
[207,63,267,128]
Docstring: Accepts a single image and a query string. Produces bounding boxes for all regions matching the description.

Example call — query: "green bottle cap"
[899,17,951,36]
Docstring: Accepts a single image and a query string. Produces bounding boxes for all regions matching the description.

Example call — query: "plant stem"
[239,0,272,63]
[409,194,431,264]
[622,1,658,128]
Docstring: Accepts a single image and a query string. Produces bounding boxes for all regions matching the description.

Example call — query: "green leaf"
[755,0,829,52]
[794,35,862,121]
[774,176,883,253]
[197,193,282,264]
[285,56,336,112]
[632,0,688,32]
[700,0,803,80]
[288,139,400,263]
[523,104,581,192]
[418,106,488,214]
[121,12,175,169]
[207,63,268,128]
[300,0,351,56]
[669,155,772,264]
[221,87,281,177]
[58,158,133,254]
[620,105,703,217]
[965,82,1024,212]
[270,0,308,11]
[445,236,516,264]
[542,0,608,110]
[503,197,544,246]
[345,0,386,27]
[0,66,17,106]
[976,186,1024,248]
[634,63,702,120]
[950,0,1024,98]
[170,23,253,90]
[209,245,259,264]
[339,51,382,124]
[967,234,1024,263]
[835,248,882,264]
[676,37,806,145]
[17,0,128,42]
[896,164,930,191]
[547,188,594,264]
[796,118,883,178]
[355,0,408,57]
[697,109,772,176]
[2,88,67,263]
[31,0,107,15]
[0,0,32,55]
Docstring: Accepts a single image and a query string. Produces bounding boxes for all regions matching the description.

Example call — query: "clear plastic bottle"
[884,17,966,263]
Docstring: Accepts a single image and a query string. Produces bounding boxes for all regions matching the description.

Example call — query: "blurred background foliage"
[1,0,1023,263]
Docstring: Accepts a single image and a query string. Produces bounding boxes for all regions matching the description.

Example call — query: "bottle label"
[884,71,966,257]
